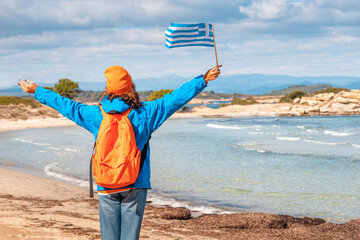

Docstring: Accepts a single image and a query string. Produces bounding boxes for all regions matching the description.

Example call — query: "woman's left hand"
[18,79,38,94]
[203,65,222,83]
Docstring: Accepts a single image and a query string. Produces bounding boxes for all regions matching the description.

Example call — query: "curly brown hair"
[100,84,142,109]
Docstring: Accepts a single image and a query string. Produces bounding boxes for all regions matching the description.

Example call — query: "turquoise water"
[187,100,231,109]
[0,115,359,222]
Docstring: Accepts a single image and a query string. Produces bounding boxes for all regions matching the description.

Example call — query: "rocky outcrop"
[299,92,336,105]
[185,90,360,117]
[295,90,360,116]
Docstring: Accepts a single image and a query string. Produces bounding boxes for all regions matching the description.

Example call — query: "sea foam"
[324,130,354,137]
[15,140,80,152]
[207,123,253,130]
[303,139,345,146]
[13,137,51,147]
[276,137,301,141]
[147,193,232,215]
[244,148,267,153]
[44,163,90,188]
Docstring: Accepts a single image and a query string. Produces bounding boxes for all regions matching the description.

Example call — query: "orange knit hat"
[105,66,133,95]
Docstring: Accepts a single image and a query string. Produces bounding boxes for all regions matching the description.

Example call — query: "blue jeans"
[98,189,147,240]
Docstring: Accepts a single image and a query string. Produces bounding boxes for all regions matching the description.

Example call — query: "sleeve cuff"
[201,75,208,85]
[34,86,44,100]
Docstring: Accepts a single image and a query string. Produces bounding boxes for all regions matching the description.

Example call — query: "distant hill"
[1,73,360,95]
[0,87,29,96]
[345,81,360,89]
[204,74,359,94]
[266,84,334,96]
[0,83,53,96]
[74,74,360,95]
[77,81,105,91]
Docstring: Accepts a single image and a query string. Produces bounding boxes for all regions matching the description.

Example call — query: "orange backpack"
[89,106,148,197]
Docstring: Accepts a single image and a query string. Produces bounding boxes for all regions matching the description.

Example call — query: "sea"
[0,115,359,223]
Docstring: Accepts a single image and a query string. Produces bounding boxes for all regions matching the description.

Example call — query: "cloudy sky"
[1,0,359,88]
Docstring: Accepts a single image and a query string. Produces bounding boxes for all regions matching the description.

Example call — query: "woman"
[18,65,221,240]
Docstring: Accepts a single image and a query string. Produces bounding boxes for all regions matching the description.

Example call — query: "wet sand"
[0,168,359,240]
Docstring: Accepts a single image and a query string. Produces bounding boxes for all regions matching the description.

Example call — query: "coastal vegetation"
[267,84,333,96]
[232,96,258,105]
[268,85,351,104]
[0,96,41,108]
[147,89,173,101]
[37,79,81,100]
[54,79,80,99]
[279,91,307,103]
[74,89,235,103]
[0,96,59,120]
[219,96,258,108]
[196,91,236,100]
[74,90,154,102]
[1,80,358,120]
[138,90,153,101]
[75,90,103,103]
[313,87,350,94]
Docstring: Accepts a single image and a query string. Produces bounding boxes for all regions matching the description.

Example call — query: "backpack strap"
[139,136,151,176]
[123,136,151,202]
[89,143,95,198]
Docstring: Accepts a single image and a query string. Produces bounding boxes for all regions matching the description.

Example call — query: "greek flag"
[165,23,214,48]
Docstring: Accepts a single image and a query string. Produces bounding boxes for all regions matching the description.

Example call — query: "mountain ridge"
[1,73,360,95]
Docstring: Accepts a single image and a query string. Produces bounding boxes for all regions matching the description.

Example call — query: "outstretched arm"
[18,79,99,133]
[145,65,222,133]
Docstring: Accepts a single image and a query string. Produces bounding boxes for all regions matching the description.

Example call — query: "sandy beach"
[1,167,359,240]
[0,117,76,133]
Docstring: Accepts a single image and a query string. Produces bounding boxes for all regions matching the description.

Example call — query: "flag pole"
[212,24,219,67]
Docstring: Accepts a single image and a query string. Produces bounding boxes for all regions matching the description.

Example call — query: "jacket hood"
[100,97,131,114]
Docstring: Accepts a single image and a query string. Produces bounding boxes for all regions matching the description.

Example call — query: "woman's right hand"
[18,79,38,94]
[203,65,222,83]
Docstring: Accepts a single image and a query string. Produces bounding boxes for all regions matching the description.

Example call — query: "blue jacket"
[34,75,207,193]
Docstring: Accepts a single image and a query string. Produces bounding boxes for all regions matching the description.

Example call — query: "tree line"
[47,79,173,102]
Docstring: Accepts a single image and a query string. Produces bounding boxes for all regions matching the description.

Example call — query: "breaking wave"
[324,130,354,137]
[276,137,301,141]
[207,123,259,130]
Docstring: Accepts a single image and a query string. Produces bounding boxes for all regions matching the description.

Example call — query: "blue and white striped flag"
[165,23,214,48]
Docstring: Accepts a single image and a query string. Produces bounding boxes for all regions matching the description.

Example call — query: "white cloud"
[0,27,164,53]
[239,0,294,21]
[1,0,360,88]
[331,35,359,44]
[0,0,245,36]
[237,0,360,37]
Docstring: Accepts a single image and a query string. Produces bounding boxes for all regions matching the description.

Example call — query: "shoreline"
[2,88,360,132]
[1,167,359,239]
[0,117,76,133]
[2,108,360,134]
